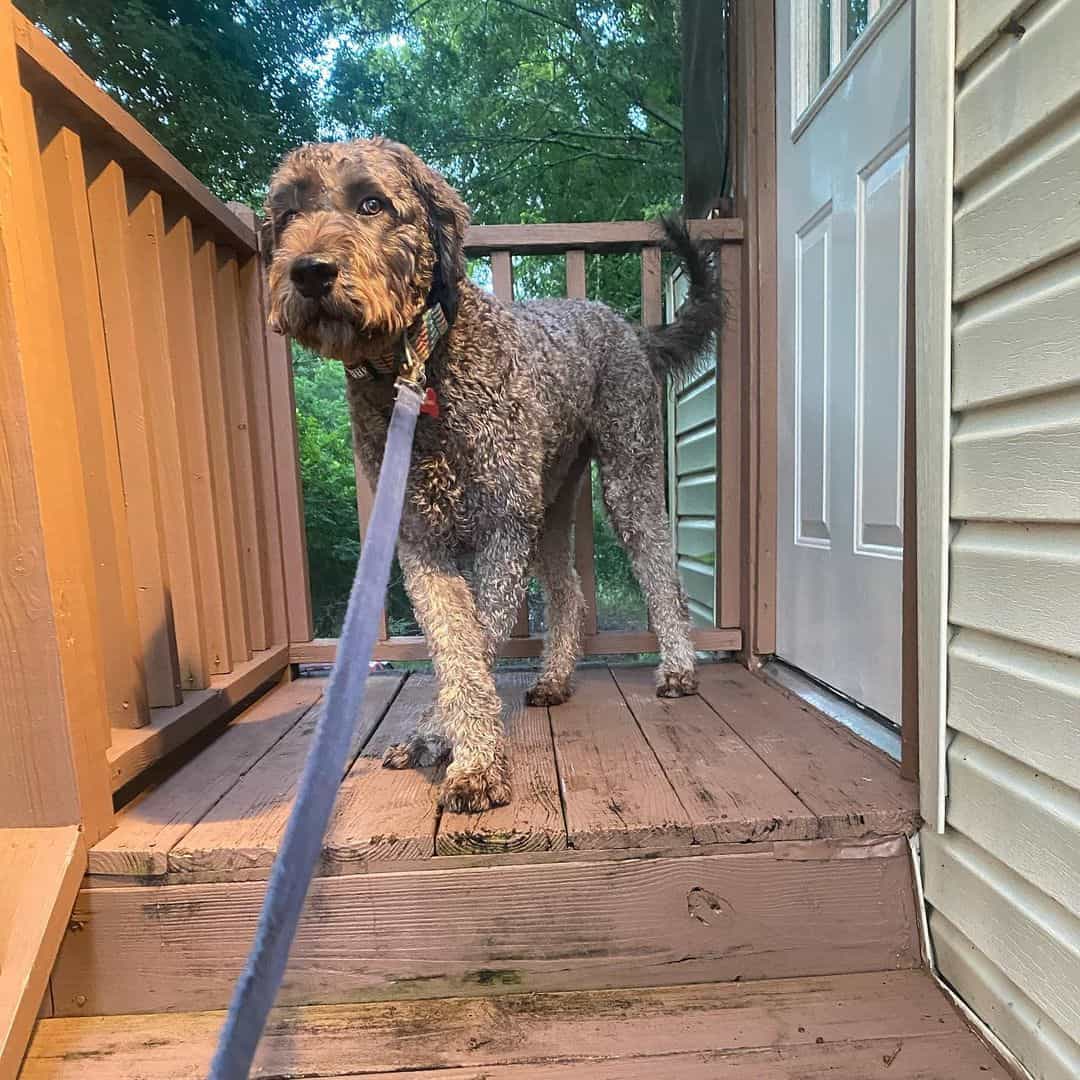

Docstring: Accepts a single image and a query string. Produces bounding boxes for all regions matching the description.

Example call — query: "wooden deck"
[87,661,918,881]
[25,971,1011,1078]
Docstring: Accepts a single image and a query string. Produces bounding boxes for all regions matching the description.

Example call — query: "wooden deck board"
[167,675,401,874]
[436,671,567,855]
[90,679,325,876]
[612,666,819,843]
[550,667,693,849]
[25,971,1010,1079]
[322,674,442,867]
[697,666,919,838]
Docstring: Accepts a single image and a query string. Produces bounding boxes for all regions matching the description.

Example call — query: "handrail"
[12,10,256,253]
[464,218,742,255]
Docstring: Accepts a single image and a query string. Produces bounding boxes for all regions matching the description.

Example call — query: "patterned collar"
[344,303,449,384]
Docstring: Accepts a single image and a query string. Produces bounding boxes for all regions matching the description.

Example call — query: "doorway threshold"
[760,660,902,762]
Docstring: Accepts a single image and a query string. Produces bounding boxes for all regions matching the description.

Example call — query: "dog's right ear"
[258,210,276,268]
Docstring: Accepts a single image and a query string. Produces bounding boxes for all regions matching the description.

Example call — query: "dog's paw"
[440,758,512,813]
[525,680,572,707]
[656,668,699,698]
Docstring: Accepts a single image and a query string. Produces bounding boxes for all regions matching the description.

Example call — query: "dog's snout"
[290,255,338,299]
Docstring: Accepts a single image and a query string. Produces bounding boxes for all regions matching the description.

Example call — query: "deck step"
[23,971,1010,1078]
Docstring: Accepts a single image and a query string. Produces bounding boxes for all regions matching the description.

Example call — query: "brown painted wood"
[612,666,817,843]
[640,245,663,327]
[566,249,599,637]
[85,154,181,708]
[105,645,289,791]
[215,250,268,652]
[90,679,326,876]
[12,11,256,252]
[0,826,84,1078]
[718,243,743,629]
[323,674,441,867]
[697,666,919,838]
[437,672,566,855]
[127,181,210,692]
[169,675,402,874]
[160,212,232,676]
[50,844,919,1015]
[190,236,250,664]
[292,627,743,664]
[35,115,148,729]
[550,667,692,849]
[22,971,986,1080]
[237,247,290,648]
[465,218,743,256]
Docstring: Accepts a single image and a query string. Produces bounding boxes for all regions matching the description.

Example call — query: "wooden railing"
[0,9,306,834]
[1,7,744,834]
[292,218,745,665]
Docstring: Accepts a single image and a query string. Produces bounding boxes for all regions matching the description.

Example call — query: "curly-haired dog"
[264,138,723,812]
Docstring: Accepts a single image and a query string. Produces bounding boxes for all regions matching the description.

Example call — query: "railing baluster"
[718,243,743,628]
[640,245,663,328]
[191,235,251,665]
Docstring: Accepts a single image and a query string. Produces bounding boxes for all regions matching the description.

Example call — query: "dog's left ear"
[257,211,276,268]
[397,148,470,319]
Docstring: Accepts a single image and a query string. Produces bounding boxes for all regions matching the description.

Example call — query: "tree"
[20,0,333,202]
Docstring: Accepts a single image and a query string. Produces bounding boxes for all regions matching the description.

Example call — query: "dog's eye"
[276,209,298,233]
[358,196,384,216]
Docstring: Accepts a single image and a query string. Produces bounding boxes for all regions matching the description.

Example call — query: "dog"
[263,138,723,812]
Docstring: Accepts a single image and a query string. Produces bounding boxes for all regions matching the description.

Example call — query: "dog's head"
[262,138,470,361]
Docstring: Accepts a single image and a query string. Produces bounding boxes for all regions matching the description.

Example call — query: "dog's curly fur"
[264,138,723,812]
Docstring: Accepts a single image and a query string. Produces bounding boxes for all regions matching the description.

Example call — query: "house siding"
[924,2,1080,1076]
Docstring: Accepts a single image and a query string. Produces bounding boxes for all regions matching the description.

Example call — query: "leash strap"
[207,379,424,1079]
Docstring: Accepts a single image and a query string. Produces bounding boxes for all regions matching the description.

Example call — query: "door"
[775,0,911,720]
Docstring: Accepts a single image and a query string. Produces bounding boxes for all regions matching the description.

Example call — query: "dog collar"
[344,303,449,384]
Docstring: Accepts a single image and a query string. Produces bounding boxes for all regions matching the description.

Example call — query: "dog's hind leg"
[527,456,588,706]
[388,540,521,812]
[591,390,698,698]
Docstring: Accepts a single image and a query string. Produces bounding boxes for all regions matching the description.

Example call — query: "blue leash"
[208,379,423,1079]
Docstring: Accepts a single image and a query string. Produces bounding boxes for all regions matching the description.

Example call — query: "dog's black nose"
[290,255,338,299]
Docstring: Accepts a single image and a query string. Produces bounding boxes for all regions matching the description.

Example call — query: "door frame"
[732,0,920,783]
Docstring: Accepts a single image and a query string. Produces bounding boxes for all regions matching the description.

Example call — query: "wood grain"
[549,668,693,849]
[464,218,742,256]
[169,675,401,874]
[23,970,981,1080]
[612,667,816,843]
[437,672,566,855]
[90,679,325,876]
[323,674,441,867]
[127,182,209,691]
[86,154,181,708]
[51,844,918,1015]
[215,250,268,651]
[696,666,918,838]
[190,236,250,664]
[35,116,147,729]
[104,645,288,791]
[0,826,84,1078]
[640,245,662,327]
[159,212,231,675]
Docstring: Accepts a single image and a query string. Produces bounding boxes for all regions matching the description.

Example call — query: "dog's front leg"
[388,542,511,812]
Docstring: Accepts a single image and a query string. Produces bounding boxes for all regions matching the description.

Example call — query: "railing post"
[717,242,743,629]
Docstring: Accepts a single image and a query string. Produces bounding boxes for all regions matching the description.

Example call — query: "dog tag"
[420,387,440,418]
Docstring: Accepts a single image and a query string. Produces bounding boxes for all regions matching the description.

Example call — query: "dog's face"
[263,138,469,361]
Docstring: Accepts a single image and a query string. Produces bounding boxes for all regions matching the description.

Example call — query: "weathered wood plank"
[696,666,918,838]
[86,154,181,708]
[0,827,84,1079]
[612,667,817,843]
[51,844,919,1015]
[190,235,250,664]
[169,675,401,874]
[35,116,147,729]
[323,674,441,867]
[550,667,692,849]
[437,672,566,855]
[463,218,742,256]
[90,679,325,876]
[23,970,974,1080]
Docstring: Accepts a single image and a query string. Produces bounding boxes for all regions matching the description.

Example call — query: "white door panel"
[776,0,911,721]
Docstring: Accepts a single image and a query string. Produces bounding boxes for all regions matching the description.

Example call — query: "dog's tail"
[643,215,725,382]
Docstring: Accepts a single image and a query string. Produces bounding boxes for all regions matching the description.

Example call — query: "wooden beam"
[11,10,255,252]
[465,218,743,256]
[291,628,742,665]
